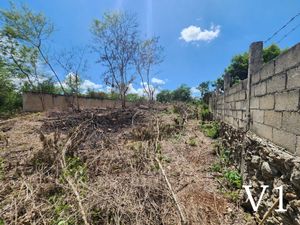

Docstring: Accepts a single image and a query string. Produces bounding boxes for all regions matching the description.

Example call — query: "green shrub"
[0,89,22,117]
[201,122,220,139]
[200,108,211,121]
[219,148,231,166]
[201,109,212,120]
[200,103,212,121]
[224,169,242,189]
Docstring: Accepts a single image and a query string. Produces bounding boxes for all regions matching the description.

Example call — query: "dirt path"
[159,118,255,225]
[0,108,256,225]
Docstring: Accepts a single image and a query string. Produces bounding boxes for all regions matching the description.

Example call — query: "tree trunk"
[121,93,126,108]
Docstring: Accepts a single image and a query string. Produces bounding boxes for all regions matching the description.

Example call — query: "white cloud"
[128,83,145,96]
[80,79,102,92]
[128,83,161,99]
[151,77,165,85]
[57,76,103,93]
[65,73,102,92]
[10,76,48,89]
[180,25,220,42]
[191,87,201,97]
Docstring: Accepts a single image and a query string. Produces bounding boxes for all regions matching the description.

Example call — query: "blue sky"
[1,0,300,95]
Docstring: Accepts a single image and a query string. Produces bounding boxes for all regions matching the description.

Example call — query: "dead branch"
[258,198,279,225]
[60,119,92,225]
[154,119,187,225]
[155,157,187,225]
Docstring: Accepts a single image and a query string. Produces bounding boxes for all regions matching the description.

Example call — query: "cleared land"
[0,105,255,225]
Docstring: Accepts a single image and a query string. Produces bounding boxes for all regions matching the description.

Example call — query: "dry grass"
[0,106,255,225]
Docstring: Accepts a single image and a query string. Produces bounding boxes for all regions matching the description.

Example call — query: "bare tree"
[135,37,163,102]
[91,12,139,108]
[56,47,88,94]
[56,47,88,110]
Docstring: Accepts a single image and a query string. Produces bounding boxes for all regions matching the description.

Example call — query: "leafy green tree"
[86,90,108,99]
[197,81,210,97]
[263,44,281,62]
[156,90,173,103]
[212,76,224,92]
[173,84,192,102]
[0,61,22,115]
[21,78,60,94]
[107,92,119,100]
[0,2,65,93]
[215,44,284,89]
[224,52,249,85]
[126,93,145,102]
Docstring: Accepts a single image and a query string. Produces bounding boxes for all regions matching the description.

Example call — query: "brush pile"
[0,106,185,225]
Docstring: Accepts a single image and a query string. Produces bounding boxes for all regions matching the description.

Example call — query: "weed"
[200,122,220,139]
[57,221,68,225]
[163,157,172,163]
[224,190,240,202]
[211,163,222,173]
[201,108,211,120]
[224,169,242,189]
[244,212,254,222]
[156,142,162,154]
[188,137,197,146]
[172,132,183,142]
[49,194,74,225]
[150,163,160,172]
[219,148,231,166]
[211,141,242,192]
[63,157,87,183]
[198,103,213,121]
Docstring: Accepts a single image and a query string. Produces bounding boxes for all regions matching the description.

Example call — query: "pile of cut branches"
[0,106,187,224]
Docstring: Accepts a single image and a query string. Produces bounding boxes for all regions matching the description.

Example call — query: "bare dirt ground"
[0,105,255,225]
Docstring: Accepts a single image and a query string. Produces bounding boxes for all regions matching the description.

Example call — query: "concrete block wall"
[210,42,300,155]
[212,80,248,129]
[23,92,135,112]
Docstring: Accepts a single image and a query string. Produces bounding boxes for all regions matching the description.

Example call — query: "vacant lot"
[0,105,255,225]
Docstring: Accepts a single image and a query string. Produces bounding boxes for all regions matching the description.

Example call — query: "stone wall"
[210,42,300,155]
[219,123,300,225]
[23,92,135,112]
